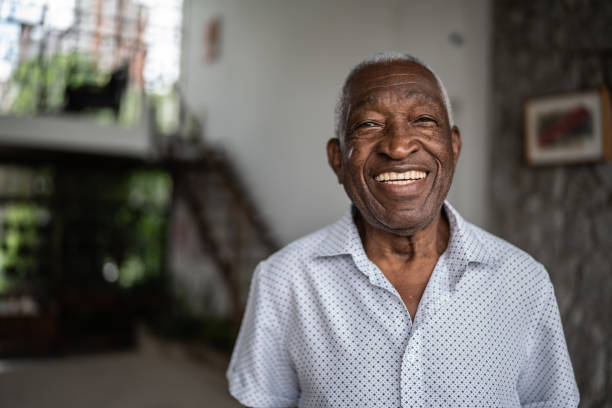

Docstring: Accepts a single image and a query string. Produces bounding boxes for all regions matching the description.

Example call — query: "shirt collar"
[443,201,492,267]
[315,205,362,259]
[315,201,493,270]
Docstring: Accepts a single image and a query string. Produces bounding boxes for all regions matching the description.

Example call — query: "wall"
[181,0,491,244]
[490,0,612,405]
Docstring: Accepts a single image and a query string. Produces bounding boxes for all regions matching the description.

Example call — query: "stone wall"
[491,1,612,405]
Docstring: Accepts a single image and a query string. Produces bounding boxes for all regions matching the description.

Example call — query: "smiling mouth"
[374,170,427,185]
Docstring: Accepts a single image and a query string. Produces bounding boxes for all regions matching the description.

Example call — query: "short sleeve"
[516,270,580,407]
[227,261,299,408]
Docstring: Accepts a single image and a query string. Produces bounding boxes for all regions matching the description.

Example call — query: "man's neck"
[355,208,450,283]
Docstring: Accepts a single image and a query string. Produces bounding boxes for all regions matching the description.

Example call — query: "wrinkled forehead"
[345,61,443,108]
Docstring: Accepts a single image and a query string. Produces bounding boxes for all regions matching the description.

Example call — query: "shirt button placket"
[401,327,424,407]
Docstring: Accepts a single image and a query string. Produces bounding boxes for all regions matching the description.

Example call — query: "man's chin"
[366,204,443,235]
[364,212,428,236]
[380,221,431,237]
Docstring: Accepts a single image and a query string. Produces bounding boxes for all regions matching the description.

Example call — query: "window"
[0,0,183,123]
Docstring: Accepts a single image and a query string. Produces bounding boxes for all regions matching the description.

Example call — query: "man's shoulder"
[463,219,549,280]
[257,221,340,278]
[446,203,556,310]
[457,221,554,310]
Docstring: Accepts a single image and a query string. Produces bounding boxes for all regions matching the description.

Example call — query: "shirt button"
[405,344,417,362]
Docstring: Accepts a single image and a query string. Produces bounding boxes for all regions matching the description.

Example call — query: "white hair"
[334,52,454,141]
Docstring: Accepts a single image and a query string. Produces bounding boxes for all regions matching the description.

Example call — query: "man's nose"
[377,122,420,160]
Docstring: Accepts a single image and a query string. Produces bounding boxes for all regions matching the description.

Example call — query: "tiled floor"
[0,337,240,408]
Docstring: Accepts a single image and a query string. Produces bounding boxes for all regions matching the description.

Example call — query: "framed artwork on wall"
[524,88,611,165]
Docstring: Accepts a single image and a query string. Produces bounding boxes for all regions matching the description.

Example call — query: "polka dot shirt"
[227,202,579,407]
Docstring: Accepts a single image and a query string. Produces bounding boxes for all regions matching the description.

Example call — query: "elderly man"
[227,52,579,407]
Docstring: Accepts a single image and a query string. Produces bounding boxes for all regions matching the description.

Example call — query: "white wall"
[182,0,491,244]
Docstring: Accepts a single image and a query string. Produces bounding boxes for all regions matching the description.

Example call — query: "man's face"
[327,61,461,235]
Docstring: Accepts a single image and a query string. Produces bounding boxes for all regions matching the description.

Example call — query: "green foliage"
[3,52,144,127]
[0,203,47,292]
[5,52,107,115]
[127,170,172,209]
[119,87,143,127]
[0,167,172,295]
[112,170,172,288]
[71,168,171,289]
[150,89,180,135]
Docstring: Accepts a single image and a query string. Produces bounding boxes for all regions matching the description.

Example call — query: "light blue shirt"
[227,202,579,407]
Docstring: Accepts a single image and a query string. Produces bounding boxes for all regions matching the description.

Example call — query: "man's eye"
[415,117,437,125]
[357,121,378,128]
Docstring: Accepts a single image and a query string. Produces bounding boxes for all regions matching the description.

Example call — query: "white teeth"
[387,180,415,185]
[375,171,427,182]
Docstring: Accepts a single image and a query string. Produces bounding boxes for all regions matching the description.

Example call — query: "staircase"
[167,147,278,329]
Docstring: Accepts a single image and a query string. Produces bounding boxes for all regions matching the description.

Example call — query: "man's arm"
[516,272,579,407]
[226,261,299,407]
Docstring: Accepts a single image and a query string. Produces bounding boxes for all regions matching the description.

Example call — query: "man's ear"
[451,126,462,166]
[326,138,343,184]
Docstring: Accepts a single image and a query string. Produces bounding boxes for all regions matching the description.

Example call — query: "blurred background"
[0,0,609,406]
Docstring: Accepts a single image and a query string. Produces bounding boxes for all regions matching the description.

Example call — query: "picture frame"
[524,88,611,165]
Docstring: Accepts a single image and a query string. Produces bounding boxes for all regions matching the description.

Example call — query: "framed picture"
[524,88,611,165]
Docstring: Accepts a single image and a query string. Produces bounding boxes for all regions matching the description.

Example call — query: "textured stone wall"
[491,1,612,405]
